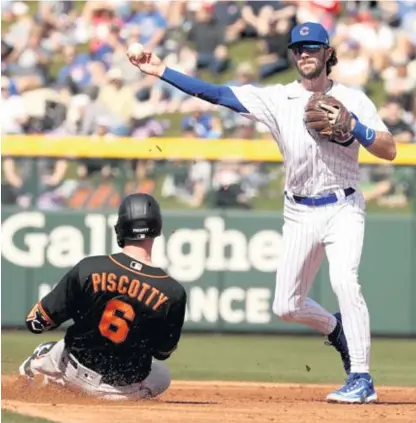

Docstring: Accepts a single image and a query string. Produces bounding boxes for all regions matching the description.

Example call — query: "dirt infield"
[2,375,416,423]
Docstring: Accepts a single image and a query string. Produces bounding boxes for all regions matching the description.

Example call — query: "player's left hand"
[319,103,339,126]
[319,100,353,143]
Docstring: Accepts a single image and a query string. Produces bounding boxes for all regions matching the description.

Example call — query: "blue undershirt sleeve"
[160,67,248,113]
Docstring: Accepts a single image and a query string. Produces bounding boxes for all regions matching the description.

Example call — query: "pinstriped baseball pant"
[272,192,370,374]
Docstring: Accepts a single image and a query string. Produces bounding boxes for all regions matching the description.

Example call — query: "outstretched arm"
[126,45,248,113]
[160,67,248,113]
[127,44,281,128]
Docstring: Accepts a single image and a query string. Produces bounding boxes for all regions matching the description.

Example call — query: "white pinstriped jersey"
[230,81,389,196]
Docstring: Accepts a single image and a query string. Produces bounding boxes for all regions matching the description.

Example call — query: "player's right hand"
[127,47,166,78]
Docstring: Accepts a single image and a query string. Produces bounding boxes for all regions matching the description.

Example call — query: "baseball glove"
[304,92,353,143]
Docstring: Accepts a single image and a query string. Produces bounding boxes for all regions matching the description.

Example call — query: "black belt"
[286,187,355,207]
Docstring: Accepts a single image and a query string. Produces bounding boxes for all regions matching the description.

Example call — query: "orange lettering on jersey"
[91,273,101,292]
[101,273,106,291]
[137,283,151,301]
[117,275,129,294]
[106,273,117,292]
[145,287,160,306]
[128,279,140,298]
[101,273,107,291]
[152,293,169,311]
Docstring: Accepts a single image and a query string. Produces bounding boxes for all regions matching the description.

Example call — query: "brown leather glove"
[304,92,353,143]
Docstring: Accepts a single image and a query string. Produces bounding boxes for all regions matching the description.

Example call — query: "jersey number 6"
[99,299,135,344]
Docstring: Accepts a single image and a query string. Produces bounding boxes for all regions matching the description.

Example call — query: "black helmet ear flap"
[114,223,125,248]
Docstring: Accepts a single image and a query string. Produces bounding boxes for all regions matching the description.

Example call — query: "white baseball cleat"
[19,341,57,378]
[327,373,378,404]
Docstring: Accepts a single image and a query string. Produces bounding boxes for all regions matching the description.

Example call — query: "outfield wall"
[2,208,415,335]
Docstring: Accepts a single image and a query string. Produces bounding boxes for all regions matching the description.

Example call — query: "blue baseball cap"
[288,22,330,48]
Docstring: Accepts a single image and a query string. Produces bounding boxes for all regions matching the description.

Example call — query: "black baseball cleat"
[325,313,351,375]
[19,341,57,378]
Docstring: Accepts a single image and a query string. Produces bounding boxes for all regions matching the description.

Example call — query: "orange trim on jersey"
[109,255,169,278]
[27,302,54,325]
[27,304,38,320]
[38,302,54,324]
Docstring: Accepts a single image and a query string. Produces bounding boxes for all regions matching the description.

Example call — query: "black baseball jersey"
[25,253,187,386]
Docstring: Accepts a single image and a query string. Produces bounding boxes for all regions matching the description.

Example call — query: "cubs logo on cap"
[288,22,330,48]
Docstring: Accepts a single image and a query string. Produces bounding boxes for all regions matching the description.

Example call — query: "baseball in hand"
[127,42,143,59]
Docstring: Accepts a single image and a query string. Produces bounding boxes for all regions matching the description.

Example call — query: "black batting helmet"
[114,193,162,248]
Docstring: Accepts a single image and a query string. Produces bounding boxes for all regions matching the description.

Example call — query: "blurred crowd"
[1,0,415,211]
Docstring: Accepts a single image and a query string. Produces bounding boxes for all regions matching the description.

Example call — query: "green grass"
[1,411,55,423]
[3,331,416,386]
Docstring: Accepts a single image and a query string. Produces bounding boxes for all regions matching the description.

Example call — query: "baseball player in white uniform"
[127,22,396,403]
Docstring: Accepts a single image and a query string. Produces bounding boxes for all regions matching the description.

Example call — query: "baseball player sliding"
[19,193,187,400]
[127,22,396,403]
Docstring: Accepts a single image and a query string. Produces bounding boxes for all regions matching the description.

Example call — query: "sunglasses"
[292,44,325,55]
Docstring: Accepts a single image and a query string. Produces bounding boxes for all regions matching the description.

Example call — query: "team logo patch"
[300,26,310,36]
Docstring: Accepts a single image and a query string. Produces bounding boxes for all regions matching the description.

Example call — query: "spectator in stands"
[187,3,230,76]
[187,160,213,208]
[3,2,33,53]
[36,0,80,53]
[353,9,396,76]
[220,62,258,138]
[2,153,68,209]
[332,8,396,77]
[36,0,77,29]
[106,24,155,94]
[211,161,251,209]
[161,159,212,208]
[132,45,196,117]
[53,93,89,135]
[35,157,69,210]
[155,1,187,30]
[380,100,415,143]
[76,116,119,183]
[0,76,28,134]
[95,67,135,135]
[381,57,416,113]
[160,160,194,204]
[77,66,134,136]
[361,164,414,209]
[239,162,273,201]
[241,1,289,38]
[296,0,341,36]
[181,104,223,139]
[256,16,291,79]
[331,40,370,90]
[4,24,51,93]
[81,1,122,61]
[57,45,94,96]
[123,1,167,55]
[213,1,246,43]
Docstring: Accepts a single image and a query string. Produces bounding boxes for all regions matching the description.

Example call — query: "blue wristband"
[351,114,376,148]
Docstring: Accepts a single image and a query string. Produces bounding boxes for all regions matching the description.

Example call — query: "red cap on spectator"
[358,11,375,23]
[202,2,215,12]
